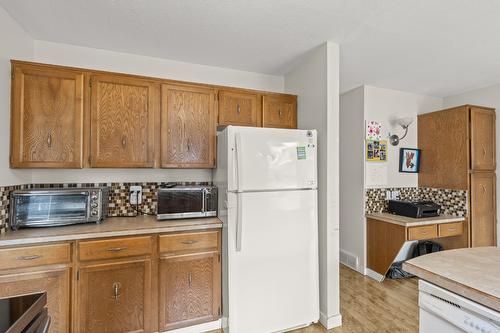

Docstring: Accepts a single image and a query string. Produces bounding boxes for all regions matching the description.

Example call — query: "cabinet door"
[11,63,84,168]
[471,107,496,171]
[0,268,70,333]
[262,95,297,129]
[77,259,152,333]
[90,75,157,167]
[159,252,221,331]
[161,84,216,168]
[218,90,261,127]
[471,173,497,247]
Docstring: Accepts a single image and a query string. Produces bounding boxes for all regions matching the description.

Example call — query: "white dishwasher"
[419,280,500,333]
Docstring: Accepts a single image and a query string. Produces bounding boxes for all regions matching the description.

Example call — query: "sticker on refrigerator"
[296,146,307,160]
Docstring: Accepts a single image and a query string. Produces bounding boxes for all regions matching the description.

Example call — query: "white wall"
[339,86,365,273]
[28,40,285,184]
[364,86,443,188]
[443,85,500,244]
[0,6,33,186]
[285,42,341,329]
[339,85,443,275]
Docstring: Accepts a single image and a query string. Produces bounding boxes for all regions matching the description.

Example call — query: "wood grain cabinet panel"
[218,90,261,127]
[90,75,158,168]
[77,259,152,333]
[161,84,216,168]
[159,231,219,256]
[159,252,221,331]
[262,95,297,129]
[0,243,70,270]
[418,106,470,190]
[408,225,438,241]
[438,222,464,238]
[471,107,496,171]
[471,173,497,247]
[78,236,152,261]
[10,63,84,168]
[0,268,71,333]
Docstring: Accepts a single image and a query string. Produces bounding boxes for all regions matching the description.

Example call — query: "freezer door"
[226,190,319,333]
[231,127,317,192]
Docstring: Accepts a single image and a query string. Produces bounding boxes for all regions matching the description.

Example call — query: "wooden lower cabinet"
[159,252,221,331]
[0,268,71,333]
[471,172,497,247]
[77,259,152,333]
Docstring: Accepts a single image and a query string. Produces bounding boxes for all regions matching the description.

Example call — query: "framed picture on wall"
[365,140,388,162]
[399,148,421,173]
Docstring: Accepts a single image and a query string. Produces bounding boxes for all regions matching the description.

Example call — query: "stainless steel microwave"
[157,185,217,220]
[10,187,109,230]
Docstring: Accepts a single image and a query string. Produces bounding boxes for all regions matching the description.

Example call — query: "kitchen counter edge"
[0,216,222,247]
[366,212,465,227]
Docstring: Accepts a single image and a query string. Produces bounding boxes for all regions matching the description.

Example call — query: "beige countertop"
[0,216,222,247]
[403,247,500,312]
[366,212,465,227]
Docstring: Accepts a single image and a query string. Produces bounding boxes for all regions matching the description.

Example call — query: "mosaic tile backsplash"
[0,182,211,232]
[365,187,468,217]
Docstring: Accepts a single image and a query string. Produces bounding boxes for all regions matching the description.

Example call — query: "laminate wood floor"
[209,264,419,333]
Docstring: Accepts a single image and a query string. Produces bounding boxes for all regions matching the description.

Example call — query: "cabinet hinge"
[89,79,92,88]
[218,253,221,263]
[77,270,80,281]
[11,72,14,80]
[218,306,221,316]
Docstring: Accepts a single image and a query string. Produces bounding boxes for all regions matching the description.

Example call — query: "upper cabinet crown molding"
[10,62,85,168]
[10,60,297,169]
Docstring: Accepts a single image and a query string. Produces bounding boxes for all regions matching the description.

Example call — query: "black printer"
[387,200,441,218]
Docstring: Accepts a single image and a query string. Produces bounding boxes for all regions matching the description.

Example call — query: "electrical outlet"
[130,185,142,204]
[386,190,392,200]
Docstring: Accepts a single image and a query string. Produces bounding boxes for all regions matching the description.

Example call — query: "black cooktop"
[0,293,46,333]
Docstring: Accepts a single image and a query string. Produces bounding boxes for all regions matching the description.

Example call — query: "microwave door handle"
[202,188,206,213]
[236,194,243,252]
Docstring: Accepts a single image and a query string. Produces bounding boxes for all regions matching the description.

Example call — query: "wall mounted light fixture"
[389,117,413,146]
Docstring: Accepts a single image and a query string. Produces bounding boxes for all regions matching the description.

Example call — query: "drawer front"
[408,225,438,240]
[159,231,219,255]
[78,236,152,261]
[438,222,464,237]
[0,243,71,270]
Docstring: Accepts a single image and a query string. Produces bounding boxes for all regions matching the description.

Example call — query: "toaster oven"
[10,187,109,230]
[157,185,217,220]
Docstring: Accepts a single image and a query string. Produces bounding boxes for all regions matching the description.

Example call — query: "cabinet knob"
[236,104,241,114]
[112,282,122,300]
[47,133,52,148]
[121,136,127,149]
[279,109,283,117]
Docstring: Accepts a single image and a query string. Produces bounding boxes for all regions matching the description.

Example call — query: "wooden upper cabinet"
[471,106,496,171]
[262,94,297,129]
[218,90,261,127]
[10,63,85,168]
[418,107,470,190]
[161,84,216,168]
[90,75,158,168]
[471,173,497,247]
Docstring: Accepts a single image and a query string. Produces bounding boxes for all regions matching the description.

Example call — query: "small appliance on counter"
[0,292,50,333]
[10,187,109,230]
[388,200,441,218]
[157,184,217,220]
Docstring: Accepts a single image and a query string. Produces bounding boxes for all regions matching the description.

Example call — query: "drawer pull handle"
[447,228,456,231]
[420,231,428,234]
[188,273,193,287]
[181,240,198,245]
[16,255,42,261]
[112,282,121,300]
[107,247,127,252]
[236,104,241,114]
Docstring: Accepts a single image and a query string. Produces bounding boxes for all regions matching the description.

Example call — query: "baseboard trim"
[319,312,342,329]
[162,319,222,333]
[366,268,385,282]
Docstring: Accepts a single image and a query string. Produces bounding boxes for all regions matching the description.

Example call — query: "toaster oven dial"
[91,209,99,216]
[91,195,98,201]
[91,202,98,209]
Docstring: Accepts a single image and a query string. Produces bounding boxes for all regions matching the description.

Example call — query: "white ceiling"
[2,0,500,97]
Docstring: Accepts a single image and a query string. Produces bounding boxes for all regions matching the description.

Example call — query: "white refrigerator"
[213,126,319,333]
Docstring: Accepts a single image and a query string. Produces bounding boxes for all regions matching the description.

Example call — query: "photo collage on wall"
[365,120,387,162]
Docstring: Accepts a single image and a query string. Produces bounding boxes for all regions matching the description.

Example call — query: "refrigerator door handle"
[236,194,243,251]
[235,133,243,192]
